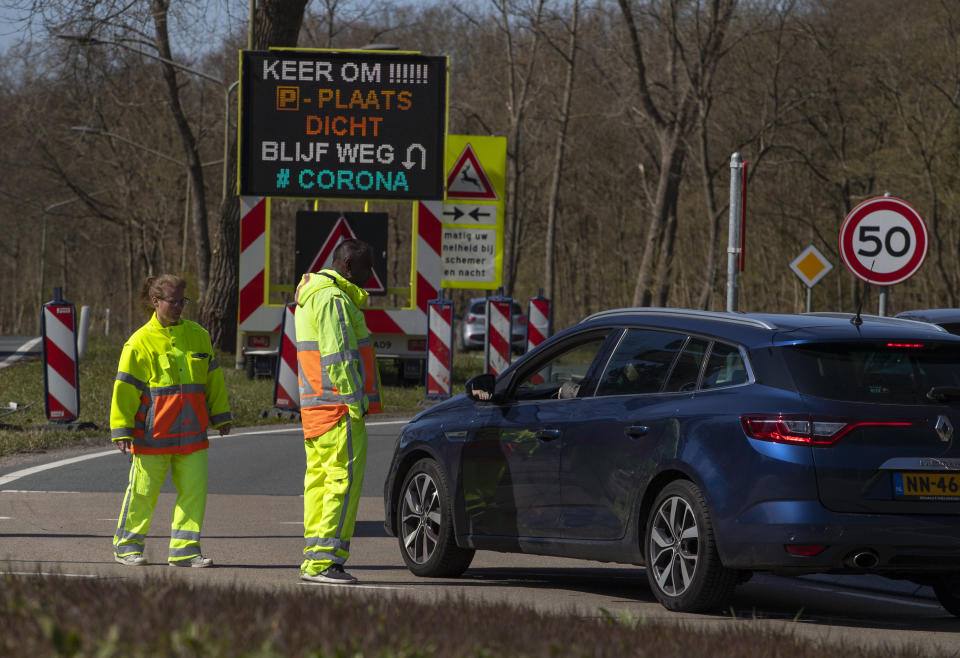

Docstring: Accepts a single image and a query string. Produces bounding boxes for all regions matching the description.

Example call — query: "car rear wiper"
[926,386,960,402]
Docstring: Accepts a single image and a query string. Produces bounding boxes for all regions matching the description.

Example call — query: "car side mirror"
[465,373,496,402]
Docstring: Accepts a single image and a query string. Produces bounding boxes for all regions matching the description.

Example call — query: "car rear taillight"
[886,342,925,348]
[517,316,527,324]
[466,314,477,323]
[741,414,916,446]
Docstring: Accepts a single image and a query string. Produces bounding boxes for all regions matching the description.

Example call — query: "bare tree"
[616,0,736,307]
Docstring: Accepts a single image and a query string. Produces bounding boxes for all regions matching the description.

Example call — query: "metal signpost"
[789,245,833,312]
[838,196,928,316]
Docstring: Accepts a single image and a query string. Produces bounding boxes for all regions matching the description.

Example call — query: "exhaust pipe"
[846,550,879,569]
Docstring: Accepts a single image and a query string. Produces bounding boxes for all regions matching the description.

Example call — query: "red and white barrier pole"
[485,295,514,377]
[273,302,299,410]
[527,290,551,353]
[41,287,80,423]
[426,293,454,399]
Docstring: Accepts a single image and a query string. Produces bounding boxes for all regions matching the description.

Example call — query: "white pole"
[727,153,743,312]
[77,305,91,360]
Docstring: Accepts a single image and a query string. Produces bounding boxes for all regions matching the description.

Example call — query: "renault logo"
[935,415,954,443]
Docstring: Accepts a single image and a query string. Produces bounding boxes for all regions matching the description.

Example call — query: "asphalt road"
[0,335,40,369]
[1,420,959,655]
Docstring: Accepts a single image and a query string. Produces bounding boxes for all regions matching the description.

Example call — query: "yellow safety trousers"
[113,450,208,563]
[302,414,367,575]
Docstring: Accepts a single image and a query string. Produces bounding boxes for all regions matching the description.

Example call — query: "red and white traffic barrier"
[485,296,514,377]
[273,302,299,410]
[426,296,453,398]
[41,287,80,422]
[527,292,551,353]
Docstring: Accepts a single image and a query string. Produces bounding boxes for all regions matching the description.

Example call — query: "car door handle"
[536,429,561,441]
[625,425,650,439]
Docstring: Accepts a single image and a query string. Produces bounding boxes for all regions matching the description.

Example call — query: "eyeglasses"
[157,297,190,307]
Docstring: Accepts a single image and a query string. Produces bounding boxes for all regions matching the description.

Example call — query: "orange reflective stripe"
[359,345,381,415]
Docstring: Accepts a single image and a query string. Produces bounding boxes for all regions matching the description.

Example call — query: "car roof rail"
[582,307,778,330]
[803,312,948,332]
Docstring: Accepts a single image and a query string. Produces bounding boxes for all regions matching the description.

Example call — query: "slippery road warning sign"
[838,196,928,286]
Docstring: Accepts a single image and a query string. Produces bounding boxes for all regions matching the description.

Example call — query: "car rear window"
[780,341,960,404]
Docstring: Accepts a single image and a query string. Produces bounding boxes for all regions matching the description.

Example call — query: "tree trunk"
[200,0,308,352]
[544,1,579,301]
[151,0,211,299]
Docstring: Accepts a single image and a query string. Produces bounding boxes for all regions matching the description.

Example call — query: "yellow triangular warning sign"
[446,144,497,200]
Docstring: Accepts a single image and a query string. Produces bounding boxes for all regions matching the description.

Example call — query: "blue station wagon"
[383,308,960,615]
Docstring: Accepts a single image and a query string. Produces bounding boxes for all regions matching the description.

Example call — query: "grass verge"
[0,334,487,458]
[0,572,929,657]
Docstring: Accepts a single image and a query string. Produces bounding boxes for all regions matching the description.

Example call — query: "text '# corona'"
[293,168,409,192]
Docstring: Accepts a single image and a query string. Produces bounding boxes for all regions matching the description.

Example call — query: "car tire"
[644,479,739,612]
[397,458,475,577]
[933,576,960,617]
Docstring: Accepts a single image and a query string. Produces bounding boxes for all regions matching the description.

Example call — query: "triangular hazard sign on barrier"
[307,216,386,292]
[446,144,497,200]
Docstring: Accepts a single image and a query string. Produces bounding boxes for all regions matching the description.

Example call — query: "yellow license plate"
[894,472,960,498]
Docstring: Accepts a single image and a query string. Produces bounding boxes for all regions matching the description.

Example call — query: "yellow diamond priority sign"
[790,245,833,288]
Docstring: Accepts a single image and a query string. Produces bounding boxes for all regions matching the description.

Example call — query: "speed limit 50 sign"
[839,196,928,286]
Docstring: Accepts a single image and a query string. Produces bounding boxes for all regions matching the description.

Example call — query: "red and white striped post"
[527,290,551,353]
[485,295,514,377]
[426,292,454,399]
[41,287,80,423]
[273,302,299,410]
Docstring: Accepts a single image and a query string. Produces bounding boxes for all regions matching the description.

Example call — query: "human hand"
[115,439,132,454]
[218,423,232,436]
[472,388,492,401]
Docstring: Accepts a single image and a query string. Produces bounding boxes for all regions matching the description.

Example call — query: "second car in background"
[458,297,527,353]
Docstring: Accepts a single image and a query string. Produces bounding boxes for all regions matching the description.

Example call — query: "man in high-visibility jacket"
[295,239,381,585]
[111,274,232,568]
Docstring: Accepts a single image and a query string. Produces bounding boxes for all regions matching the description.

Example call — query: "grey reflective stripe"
[335,417,355,540]
[116,371,148,392]
[114,459,138,549]
[116,529,146,543]
[134,419,146,431]
[171,528,201,541]
[357,337,371,347]
[210,412,232,426]
[305,537,349,551]
[132,436,180,449]
[169,547,201,559]
[150,384,206,396]
[303,549,346,564]
[334,299,364,398]
[111,428,135,439]
[299,389,363,407]
[321,350,360,366]
[208,358,220,371]
[297,340,319,352]
[366,392,381,404]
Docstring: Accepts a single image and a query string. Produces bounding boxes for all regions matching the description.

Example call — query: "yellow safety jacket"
[110,313,232,455]
[294,269,382,439]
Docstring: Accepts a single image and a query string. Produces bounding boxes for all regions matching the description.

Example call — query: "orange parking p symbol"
[277,86,299,110]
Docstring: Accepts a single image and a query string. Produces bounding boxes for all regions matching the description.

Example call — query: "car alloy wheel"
[401,471,440,565]
[649,494,700,597]
[644,480,740,612]
[397,459,475,577]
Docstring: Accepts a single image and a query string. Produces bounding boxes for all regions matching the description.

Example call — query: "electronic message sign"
[239,50,448,200]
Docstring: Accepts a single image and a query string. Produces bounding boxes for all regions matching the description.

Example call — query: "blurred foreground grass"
[0,572,926,658]
[0,334,486,458]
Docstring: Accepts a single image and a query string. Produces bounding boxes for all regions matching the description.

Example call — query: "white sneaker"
[115,553,147,566]
[169,555,213,568]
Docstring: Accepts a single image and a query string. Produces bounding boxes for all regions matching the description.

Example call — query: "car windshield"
[780,341,960,404]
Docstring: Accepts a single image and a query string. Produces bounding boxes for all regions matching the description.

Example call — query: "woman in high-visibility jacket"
[295,239,381,585]
[111,274,232,568]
